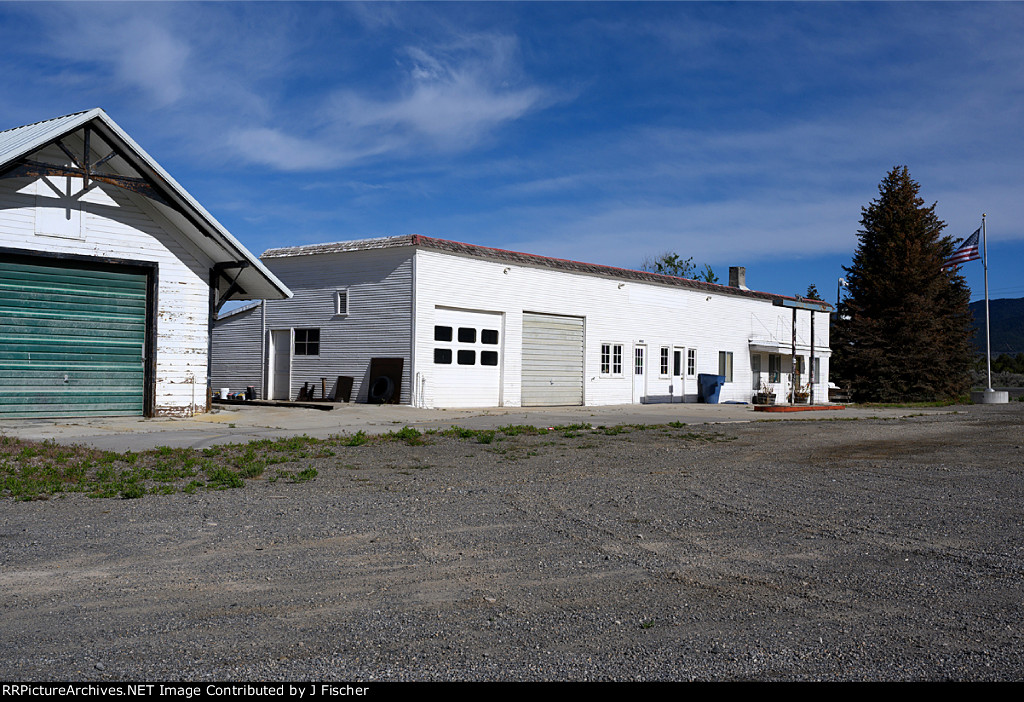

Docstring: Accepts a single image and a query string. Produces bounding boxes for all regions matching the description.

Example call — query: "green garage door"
[0,257,149,418]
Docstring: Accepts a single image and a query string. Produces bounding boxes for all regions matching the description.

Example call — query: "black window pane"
[481,351,498,366]
[434,326,453,342]
[295,328,320,355]
[457,350,476,365]
[458,327,476,343]
[481,329,499,345]
[434,348,452,364]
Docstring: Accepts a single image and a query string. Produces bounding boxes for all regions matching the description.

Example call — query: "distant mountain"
[970,298,1024,355]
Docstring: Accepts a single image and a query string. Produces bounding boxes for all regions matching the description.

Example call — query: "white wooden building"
[212,235,831,407]
[0,109,291,418]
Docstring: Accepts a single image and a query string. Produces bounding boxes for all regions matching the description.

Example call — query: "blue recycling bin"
[697,373,726,404]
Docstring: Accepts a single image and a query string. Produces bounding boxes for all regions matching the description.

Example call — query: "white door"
[268,329,291,400]
[673,346,686,403]
[429,308,503,407]
[632,344,647,404]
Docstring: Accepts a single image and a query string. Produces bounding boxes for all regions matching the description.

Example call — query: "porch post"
[810,310,815,405]
[790,307,797,404]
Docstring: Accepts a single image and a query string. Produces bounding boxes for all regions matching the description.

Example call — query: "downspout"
[206,267,217,412]
[261,299,266,400]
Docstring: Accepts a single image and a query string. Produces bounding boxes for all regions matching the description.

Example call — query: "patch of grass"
[289,468,318,483]
[343,430,369,447]
[439,426,478,440]
[119,483,146,500]
[498,424,548,436]
[1,417,748,502]
[384,426,427,445]
[205,466,245,490]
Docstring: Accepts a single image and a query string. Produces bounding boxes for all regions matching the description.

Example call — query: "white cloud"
[227,32,548,170]
[27,5,192,108]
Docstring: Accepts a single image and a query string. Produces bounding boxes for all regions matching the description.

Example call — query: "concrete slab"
[0,401,961,452]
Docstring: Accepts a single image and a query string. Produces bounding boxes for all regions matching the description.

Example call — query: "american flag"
[943,227,981,268]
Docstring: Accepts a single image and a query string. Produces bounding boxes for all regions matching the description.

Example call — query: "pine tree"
[833,166,974,402]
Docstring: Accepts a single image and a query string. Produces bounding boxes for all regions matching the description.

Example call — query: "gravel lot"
[2,404,1023,681]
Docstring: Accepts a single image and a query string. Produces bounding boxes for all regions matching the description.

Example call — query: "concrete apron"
[0,402,952,452]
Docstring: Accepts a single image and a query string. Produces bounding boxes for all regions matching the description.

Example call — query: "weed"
[386,426,427,445]
[206,467,244,490]
[344,430,369,447]
[119,483,146,499]
[290,468,318,483]
[499,424,548,436]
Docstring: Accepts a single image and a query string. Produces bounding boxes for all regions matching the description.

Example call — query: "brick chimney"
[728,266,749,291]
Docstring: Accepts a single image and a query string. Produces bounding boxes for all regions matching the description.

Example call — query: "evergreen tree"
[833,166,974,401]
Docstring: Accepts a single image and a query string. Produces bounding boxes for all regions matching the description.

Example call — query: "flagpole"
[983,214,993,393]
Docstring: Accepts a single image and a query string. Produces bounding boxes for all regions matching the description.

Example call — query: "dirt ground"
[2,404,1022,681]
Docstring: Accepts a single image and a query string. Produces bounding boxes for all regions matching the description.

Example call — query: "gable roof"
[0,109,291,302]
[262,234,832,311]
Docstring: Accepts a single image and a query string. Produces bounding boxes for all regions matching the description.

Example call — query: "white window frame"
[335,288,350,316]
[600,343,624,377]
[659,346,670,377]
[686,348,696,377]
[718,351,733,382]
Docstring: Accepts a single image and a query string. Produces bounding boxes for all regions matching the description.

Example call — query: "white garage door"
[521,312,584,406]
[428,308,503,407]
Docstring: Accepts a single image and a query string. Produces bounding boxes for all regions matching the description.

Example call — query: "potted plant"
[753,381,776,405]
[793,382,811,403]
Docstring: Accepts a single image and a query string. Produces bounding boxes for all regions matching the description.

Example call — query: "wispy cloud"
[227,32,549,171]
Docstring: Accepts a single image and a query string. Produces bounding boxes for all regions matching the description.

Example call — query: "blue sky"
[2,1,1022,304]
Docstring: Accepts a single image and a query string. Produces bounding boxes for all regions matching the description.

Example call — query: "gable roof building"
[0,109,291,418]
[213,235,831,408]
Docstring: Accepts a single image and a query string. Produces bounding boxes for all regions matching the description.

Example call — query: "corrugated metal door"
[521,312,584,406]
[0,257,149,418]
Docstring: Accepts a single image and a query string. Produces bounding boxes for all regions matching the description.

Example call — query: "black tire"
[368,375,395,404]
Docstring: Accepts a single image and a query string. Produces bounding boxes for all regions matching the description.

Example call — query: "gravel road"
[2,404,1022,681]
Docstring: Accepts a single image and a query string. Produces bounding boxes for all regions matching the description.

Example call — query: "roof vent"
[729,266,749,291]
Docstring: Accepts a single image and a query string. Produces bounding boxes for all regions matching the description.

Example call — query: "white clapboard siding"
[0,161,215,416]
[413,248,831,406]
[213,247,414,403]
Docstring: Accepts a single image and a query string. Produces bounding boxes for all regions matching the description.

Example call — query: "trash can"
[697,374,726,404]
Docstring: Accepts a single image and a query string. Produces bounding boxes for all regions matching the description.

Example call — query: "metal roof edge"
[216,300,263,321]
[0,108,292,301]
[260,233,831,311]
